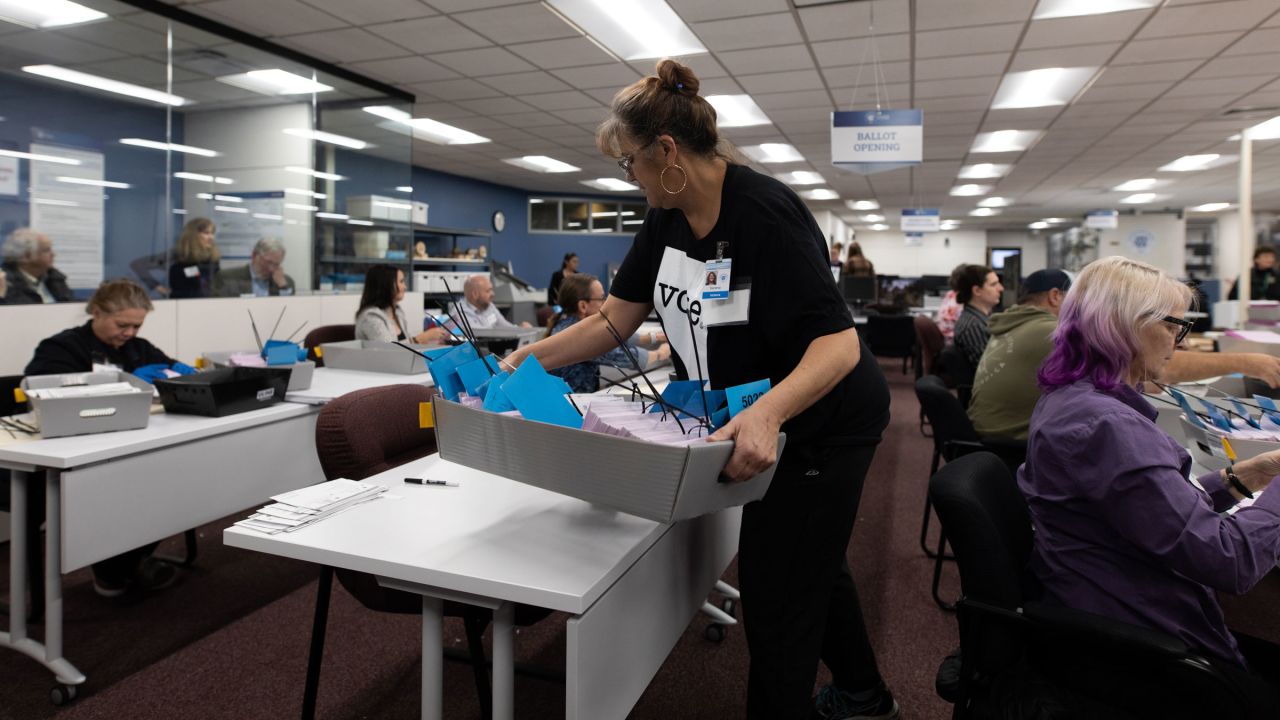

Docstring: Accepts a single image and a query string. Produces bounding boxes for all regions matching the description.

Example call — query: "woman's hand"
[706,404,781,482]
[1232,450,1280,494]
[414,327,452,345]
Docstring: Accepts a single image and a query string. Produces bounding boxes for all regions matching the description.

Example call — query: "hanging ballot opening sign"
[831,109,923,175]
[901,208,940,233]
[1086,210,1118,229]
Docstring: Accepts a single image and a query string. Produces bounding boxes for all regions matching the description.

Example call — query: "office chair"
[936,345,976,407]
[914,375,1026,611]
[912,316,945,435]
[864,314,917,374]
[929,452,1254,720]
[304,384,552,720]
[302,324,356,366]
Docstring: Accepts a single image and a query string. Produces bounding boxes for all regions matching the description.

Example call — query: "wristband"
[1226,467,1255,499]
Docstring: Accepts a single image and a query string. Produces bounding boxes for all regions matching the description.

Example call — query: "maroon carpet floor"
[3,360,1278,719]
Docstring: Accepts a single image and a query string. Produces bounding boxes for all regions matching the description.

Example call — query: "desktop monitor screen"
[989,248,1021,270]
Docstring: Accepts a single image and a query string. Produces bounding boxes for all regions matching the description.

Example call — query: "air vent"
[171,49,251,78]
[1221,106,1280,118]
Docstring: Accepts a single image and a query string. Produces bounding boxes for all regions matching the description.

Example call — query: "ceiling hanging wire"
[847,2,892,113]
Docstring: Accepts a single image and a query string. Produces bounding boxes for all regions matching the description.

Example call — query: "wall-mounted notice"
[904,232,924,247]
[215,191,286,257]
[29,143,104,288]
[1085,210,1118,229]
[901,208,940,233]
[0,155,17,196]
[831,109,923,175]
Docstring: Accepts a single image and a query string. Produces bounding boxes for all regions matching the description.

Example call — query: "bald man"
[452,274,531,330]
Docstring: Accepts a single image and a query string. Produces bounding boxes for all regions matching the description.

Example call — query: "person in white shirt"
[451,274,531,330]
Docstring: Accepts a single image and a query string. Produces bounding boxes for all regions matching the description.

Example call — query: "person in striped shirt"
[950,263,1004,370]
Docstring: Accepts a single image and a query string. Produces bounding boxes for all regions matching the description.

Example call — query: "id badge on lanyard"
[702,240,750,327]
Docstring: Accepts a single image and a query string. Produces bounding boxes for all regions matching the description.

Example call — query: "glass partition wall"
[0,1,412,300]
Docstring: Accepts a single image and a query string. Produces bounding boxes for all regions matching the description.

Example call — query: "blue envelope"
[456,356,502,397]
[499,355,581,429]
[481,371,514,412]
[426,343,479,402]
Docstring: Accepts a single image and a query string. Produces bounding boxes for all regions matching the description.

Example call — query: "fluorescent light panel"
[349,219,375,226]
[0,149,79,165]
[801,188,839,200]
[780,171,825,185]
[860,214,885,222]
[32,198,79,207]
[0,0,106,28]
[253,213,282,220]
[958,163,1011,180]
[284,188,327,199]
[978,196,1012,207]
[282,128,368,150]
[213,194,241,203]
[705,95,771,128]
[869,223,889,231]
[950,184,990,196]
[1246,115,1280,140]
[1033,0,1159,20]
[119,138,218,157]
[23,64,186,106]
[285,203,318,212]
[1113,178,1158,191]
[285,166,345,181]
[55,176,129,189]
[316,212,348,220]
[581,178,638,191]
[991,67,1098,109]
[363,106,489,145]
[970,208,1000,216]
[1189,202,1232,212]
[214,205,247,214]
[396,186,413,193]
[503,155,581,173]
[846,200,880,211]
[1029,221,1050,229]
[743,143,804,163]
[970,129,1042,153]
[1120,193,1159,204]
[218,69,333,96]
[174,171,233,184]
[1158,153,1236,172]
[544,0,707,60]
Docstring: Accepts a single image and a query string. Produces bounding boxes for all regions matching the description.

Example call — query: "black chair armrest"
[1022,601,1192,658]
[943,439,986,461]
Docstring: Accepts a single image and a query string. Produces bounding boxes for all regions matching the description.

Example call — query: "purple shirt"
[1020,380,1280,668]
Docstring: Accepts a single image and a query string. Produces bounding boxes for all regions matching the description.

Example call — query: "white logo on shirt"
[652,246,710,378]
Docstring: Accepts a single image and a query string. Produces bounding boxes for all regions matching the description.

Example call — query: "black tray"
[155,367,291,417]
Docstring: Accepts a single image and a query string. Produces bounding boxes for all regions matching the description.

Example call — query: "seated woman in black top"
[547,251,578,305]
[26,279,185,596]
[168,217,220,299]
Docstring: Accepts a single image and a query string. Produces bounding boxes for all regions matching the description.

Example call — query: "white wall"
[1096,213,1186,277]
[1216,211,1244,300]
[852,229,987,276]
[183,104,315,289]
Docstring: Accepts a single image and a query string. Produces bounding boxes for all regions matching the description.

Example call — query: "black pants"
[1215,631,1280,717]
[739,443,884,719]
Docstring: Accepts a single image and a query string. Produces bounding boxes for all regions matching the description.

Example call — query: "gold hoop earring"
[660,164,687,195]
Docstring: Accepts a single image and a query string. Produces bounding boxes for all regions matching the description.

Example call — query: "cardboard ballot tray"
[319,340,431,375]
[154,367,290,417]
[1179,416,1279,472]
[432,399,786,524]
[203,351,315,391]
[22,371,154,438]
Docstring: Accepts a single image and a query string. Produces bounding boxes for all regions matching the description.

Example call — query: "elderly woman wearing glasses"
[1021,255,1280,709]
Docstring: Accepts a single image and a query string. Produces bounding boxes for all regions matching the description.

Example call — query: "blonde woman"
[1023,256,1280,711]
[168,217,220,298]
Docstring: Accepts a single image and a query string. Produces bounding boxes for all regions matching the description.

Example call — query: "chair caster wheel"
[51,684,77,706]
[721,598,736,617]
[705,623,726,642]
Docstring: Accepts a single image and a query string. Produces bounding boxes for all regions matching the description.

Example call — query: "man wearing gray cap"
[969,268,1280,440]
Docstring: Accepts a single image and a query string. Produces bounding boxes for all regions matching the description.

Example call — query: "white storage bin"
[22,371,154,438]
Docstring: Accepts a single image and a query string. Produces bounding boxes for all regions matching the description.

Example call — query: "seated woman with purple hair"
[1021,255,1280,709]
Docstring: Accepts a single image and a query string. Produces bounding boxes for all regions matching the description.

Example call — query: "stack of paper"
[234,479,386,534]
[24,382,143,400]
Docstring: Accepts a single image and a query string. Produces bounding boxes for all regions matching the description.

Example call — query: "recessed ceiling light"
[174,171,233,184]
[1245,115,1280,140]
[0,148,81,165]
[1189,202,1232,212]
[780,171,825,185]
[56,176,129,189]
[1158,154,1236,172]
[120,138,219,157]
[743,143,804,163]
[970,130,1042,153]
[1041,217,1072,223]
[213,195,241,203]
[363,105,490,145]
[958,163,1011,180]
[285,166,345,181]
[503,155,581,173]
[544,0,707,60]
[33,198,80,207]
[582,178,638,191]
[801,188,839,200]
[23,64,187,106]
[978,196,1012,207]
[284,188,327,199]
[705,95,771,128]
[0,0,106,28]
[867,223,888,231]
[940,220,960,230]
[282,128,369,150]
[253,213,283,221]
[970,208,1000,217]
[860,214,885,222]
[1120,193,1160,204]
[1113,178,1159,191]
[1029,221,1050,229]
[1033,0,1159,20]
[218,69,333,96]
[951,184,991,197]
[991,67,1098,109]
[349,219,375,226]
[846,200,880,211]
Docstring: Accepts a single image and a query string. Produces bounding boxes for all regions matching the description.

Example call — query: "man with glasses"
[970,268,1280,440]
[545,273,668,393]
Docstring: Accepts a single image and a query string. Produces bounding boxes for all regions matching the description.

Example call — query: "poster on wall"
[0,155,17,196]
[213,191,285,257]
[29,142,104,287]
[1128,228,1154,256]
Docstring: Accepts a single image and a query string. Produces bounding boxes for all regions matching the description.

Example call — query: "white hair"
[253,237,285,256]
[2,228,45,262]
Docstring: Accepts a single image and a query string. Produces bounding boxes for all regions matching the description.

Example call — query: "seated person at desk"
[354,265,452,344]
[213,237,295,297]
[1022,256,1280,710]
[25,279,194,597]
[970,268,1280,439]
[548,251,578,305]
[452,274,531,330]
[2,228,73,304]
[547,274,669,393]
[1228,245,1280,300]
[949,263,1003,370]
[168,217,220,298]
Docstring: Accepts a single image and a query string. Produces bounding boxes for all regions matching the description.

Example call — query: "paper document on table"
[24,382,142,400]
[235,479,387,534]
[1224,330,1280,344]
[270,478,383,511]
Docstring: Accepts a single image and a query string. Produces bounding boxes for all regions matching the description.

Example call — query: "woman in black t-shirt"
[547,252,579,305]
[506,60,895,720]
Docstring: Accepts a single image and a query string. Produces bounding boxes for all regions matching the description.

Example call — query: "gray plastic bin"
[432,399,785,523]
[202,351,315,391]
[319,339,431,375]
[22,371,154,438]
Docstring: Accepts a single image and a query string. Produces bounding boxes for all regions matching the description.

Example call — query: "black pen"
[404,477,458,487]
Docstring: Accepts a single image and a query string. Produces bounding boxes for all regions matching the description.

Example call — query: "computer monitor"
[842,276,877,305]
[989,248,1021,270]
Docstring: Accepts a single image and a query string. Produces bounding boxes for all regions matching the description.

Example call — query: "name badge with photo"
[702,259,731,300]
[184,265,201,278]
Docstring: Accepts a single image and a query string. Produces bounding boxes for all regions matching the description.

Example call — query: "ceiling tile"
[279,28,410,63]
[736,68,826,94]
[717,45,815,75]
[669,0,789,23]
[348,56,460,84]
[1021,12,1151,49]
[452,4,580,45]
[190,0,347,37]
[915,23,1023,59]
[1139,0,1277,38]
[1112,31,1239,64]
[797,1,910,42]
[915,76,1000,100]
[407,78,504,101]
[517,90,601,111]
[429,46,535,76]
[507,36,614,70]
[550,106,610,125]
[1166,75,1272,98]
[1009,44,1119,71]
[692,13,803,52]
[914,0,1034,30]
[1077,81,1172,103]
[822,61,911,89]
[299,0,436,24]
[0,30,124,64]
[1092,60,1201,85]
[812,33,910,66]
[425,0,527,11]
[479,70,572,95]
[493,110,566,128]
[915,53,1010,81]
[550,64,642,90]
[1224,26,1280,55]
[54,18,168,54]
[365,16,491,55]
[753,89,833,111]
[458,96,538,115]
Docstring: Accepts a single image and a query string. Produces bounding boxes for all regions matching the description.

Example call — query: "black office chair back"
[864,314,916,358]
[915,375,980,456]
[937,344,976,389]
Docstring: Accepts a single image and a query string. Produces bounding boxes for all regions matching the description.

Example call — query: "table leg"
[422,596,442,720]
[492,601,514,720]
[9,469,27,643]
[44,470,82,685]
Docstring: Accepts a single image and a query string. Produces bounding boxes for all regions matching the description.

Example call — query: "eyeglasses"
[585,296,605,302]
[1161,315,1193,344]
[617,139,654,177]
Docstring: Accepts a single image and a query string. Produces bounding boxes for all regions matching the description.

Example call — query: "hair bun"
[655,58,699,96]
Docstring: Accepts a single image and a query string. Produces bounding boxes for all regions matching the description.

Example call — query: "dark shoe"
[134,557,179,593]
[813,683,901,720]
[92,571,130,598]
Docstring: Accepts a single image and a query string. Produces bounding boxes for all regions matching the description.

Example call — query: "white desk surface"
[0,402,313,470]
[224,454,667,614]
[286,367,435,405]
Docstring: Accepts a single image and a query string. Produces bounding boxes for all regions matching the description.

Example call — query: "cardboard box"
[347,195,412,222]
[432,398,786,523]
[22,371,154,438]
[320,339,432,375]
[352,230,391,258]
